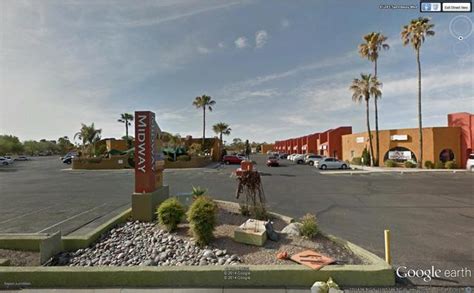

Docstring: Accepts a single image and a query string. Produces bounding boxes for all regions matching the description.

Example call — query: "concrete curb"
[62,208,131,251]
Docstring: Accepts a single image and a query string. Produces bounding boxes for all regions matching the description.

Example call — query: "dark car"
[222,155,244,165]
[62,151,78,164]
[278,153,288,159]
[266,157,279,167]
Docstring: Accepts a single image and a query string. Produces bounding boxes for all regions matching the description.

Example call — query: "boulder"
[281,222,302,237]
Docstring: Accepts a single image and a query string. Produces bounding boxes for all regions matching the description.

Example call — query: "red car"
[222,155,244,165]
[266,157,279,167]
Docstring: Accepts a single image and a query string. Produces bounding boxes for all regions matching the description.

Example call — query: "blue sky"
[1,0,472,144]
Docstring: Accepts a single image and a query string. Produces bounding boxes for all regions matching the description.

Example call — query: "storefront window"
[384,147,417,163]
[439,149,455,163]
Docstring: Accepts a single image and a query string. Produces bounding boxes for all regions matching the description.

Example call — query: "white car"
[306,155,325,166]
[467,153,474,172]
[287,154,296,160]
[314,157,349,170]
[292,154,306,164]
[0,156,14,165]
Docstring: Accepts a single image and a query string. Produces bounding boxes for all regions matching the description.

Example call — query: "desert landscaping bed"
[0,249,40,266]
[47,201,361,268]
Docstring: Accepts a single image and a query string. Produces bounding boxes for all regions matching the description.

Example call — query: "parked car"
[266,157,279,167]
[467,153,474,172]
[305,155,325,166]
[315,157,349,170]
[62,152,78,165]
[15,156,29,161]
[0,156,14,165]
[293,154,306,164]
[278,153,288,159]
[222,155,243,165]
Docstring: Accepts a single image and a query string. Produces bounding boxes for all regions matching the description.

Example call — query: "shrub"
[178,154,191,161]
[187,196,217,247]
[300,213,319,238]
[445,160,457,169]
[156,198,185,232]
[434,161,445,169]
[351,157,362,165]
[239,203,250,216]
[191,186,207,199]
[361,148,371,166]
[384,160,397,167]
[404,161,416,168]
[424,160,434,169]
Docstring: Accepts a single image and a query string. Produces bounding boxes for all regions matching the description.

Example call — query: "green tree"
[350,74,382,167]
[401,17,435,168]
[74,123,102,157]
[212,122,231,145]
[0,135,23,155]
[57,136,74,154]
[118,113,134,148]
[358,32,389,166]
[192,95,216,146]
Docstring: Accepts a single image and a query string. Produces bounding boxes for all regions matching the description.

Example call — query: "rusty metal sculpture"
[235,168,267,220]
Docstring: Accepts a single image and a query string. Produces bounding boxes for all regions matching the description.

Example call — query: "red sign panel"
[134,111,160,193]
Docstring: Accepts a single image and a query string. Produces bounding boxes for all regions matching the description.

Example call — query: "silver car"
[305,155,325,166]
[315,157,349,170]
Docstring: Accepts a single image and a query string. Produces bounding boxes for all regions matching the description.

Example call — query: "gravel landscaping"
[49,201,362,267]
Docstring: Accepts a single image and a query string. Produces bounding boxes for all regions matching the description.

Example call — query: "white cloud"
[234,36,249,49]
[218,42,225,48]
[281,19,290,28]
[255,30,269,48]
[197,46,211,54]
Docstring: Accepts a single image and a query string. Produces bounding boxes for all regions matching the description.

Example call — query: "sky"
[0,0,473,144]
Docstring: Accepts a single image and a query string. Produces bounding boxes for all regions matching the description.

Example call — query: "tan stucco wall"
[342,127,461,166]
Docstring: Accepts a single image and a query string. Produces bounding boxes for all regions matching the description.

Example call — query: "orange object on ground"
[276,251,288,260]
[290,250,335,270]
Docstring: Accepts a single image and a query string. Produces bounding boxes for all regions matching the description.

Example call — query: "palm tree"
[401,17,435,168]
[350,74,382,166]
[74,123,102,157]
[192,95,216,146]
[212,122,231,145]
[118,113,134,148]
[358,32,389,166]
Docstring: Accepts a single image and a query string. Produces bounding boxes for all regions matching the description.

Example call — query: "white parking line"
[0,206,57,225]
[35,203,107,233]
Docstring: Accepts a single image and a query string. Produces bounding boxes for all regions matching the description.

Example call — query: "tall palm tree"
[401,17,435,168]
[350,74,382,166]
[212,122,231,145]
[358,32,389,166]
[192,95,216,146]
[118,113,134,148]
[74,123,102,156]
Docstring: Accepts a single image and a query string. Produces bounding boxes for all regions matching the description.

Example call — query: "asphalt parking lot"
[0,155,472,286]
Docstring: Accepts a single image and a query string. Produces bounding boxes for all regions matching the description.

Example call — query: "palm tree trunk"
[366,98,375,167]
[125,121,130,148]
[417,49,423,168]
[220,132,223,145]
[202,108,206,146]
[374,60,380,167]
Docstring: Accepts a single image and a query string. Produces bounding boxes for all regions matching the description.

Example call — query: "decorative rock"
[281,222,303,237]
[53,221,241,267]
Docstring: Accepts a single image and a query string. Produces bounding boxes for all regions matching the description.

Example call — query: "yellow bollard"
[384,229,391,265]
